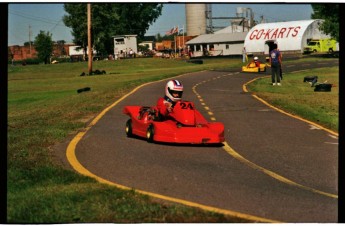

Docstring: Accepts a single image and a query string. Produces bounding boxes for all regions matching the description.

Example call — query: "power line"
[9,9,71,44]
[50,19,63,33]
[8,30,27,43]
[9,10,66,27]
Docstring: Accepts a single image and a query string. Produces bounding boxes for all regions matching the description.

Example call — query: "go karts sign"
[248,26,301,40]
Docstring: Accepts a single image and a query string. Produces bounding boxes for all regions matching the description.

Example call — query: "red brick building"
[8,45,37,61]
[155,36,195,51]
[8,43,75,61]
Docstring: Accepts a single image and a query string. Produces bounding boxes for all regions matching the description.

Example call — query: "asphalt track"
[65,59,338,223]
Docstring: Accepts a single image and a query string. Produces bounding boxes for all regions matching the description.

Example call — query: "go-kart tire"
[125,119,133,137]
[146,124,154,143]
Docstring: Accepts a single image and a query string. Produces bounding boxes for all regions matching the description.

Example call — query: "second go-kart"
[242,61,267,73]
[123,101,225,144]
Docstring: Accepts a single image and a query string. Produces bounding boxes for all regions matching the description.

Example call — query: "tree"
[34,31,53,64]
[63,3,163,56]
[56,40,67,56]
[311,4,339,42]
[24,41,34,47]
[155,33,163,42]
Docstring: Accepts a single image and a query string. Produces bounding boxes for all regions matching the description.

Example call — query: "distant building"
[186,32,247,56]
[139,41,154,51]
[113,35,138,58]
[8,45,37,61]
[8,43,73,61]
[155,40,174,51]
[244,19,330,54]
[154,36,195,52]
[139,36,156,51]
[186,19,331,57]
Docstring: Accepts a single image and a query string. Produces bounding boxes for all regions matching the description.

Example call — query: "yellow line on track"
[71,143,282,223]
[243,77,338,137]
[222,142,338,199]
[194,72,338,199]
[66,72,279,223]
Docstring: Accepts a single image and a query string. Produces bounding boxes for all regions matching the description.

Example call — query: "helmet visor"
[169,89,183,99]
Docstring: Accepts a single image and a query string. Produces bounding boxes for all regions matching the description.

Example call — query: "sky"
[8,3,314,46]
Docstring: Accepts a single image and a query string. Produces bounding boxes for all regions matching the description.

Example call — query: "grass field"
[246,66,339,131]
[7,57,338,223]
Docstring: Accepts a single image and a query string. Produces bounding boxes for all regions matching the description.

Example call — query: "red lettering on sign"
[271,28,279,39]
[249,29,258,40]
[286,27,294,37]
[292,26,301,37]
[264,29,273,39]
[256,29,264,40]
[249,26,302,40]
[278,28,286,38]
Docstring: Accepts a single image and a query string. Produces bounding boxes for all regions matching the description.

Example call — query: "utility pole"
[87,3,92,74]
[29,25,32,54]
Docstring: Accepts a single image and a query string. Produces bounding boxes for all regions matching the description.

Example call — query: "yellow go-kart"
[241,62,267,73]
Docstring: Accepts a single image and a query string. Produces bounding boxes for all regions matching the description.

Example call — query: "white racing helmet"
[165,80,183,102]
[254,56,259,61]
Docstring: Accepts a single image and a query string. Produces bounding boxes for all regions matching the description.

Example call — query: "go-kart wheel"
[125,119,133,137]
[146,124,154,143]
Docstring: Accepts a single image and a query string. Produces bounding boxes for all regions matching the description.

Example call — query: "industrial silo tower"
[185,4,207,36]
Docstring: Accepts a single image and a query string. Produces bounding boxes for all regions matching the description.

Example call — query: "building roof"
[186,32,248,45]
[113,35,137,38]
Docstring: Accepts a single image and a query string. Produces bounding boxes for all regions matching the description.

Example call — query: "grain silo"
[185,4,207,36]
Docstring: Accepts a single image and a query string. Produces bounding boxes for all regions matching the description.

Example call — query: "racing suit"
[156,96,175,119]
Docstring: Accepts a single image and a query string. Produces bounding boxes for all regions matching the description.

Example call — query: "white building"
[185,19,331,57]
[186,32,247,57]
[113,35,138,58]
[244,19,330,54]
[139,41,154,51]
[68,45,96,56]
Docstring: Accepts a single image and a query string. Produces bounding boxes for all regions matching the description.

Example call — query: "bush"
[51,56,71,63]
[9,58,41,65]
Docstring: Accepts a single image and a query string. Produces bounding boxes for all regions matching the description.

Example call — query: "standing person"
[188,48,193,58]
[278,48,283,80]
[242,47,247,63]
[269,44,282,86]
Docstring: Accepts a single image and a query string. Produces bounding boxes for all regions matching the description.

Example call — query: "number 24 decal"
[180,102,194,110]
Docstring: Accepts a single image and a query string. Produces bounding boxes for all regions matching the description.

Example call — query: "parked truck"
[304,38,338,53]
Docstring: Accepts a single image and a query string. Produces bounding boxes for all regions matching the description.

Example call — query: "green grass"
[246,66,338,132]
[8,57,251,223]
[8,172,242,223]
[7,57,338,223]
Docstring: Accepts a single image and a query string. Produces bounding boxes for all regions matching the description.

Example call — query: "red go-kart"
[123,101,225,144]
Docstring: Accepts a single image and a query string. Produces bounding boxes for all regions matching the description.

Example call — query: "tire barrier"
[80,70,106,76]
[187,59,203,64]
[303,75,332,92]
[314,83,332,92]
[77,87,91,93]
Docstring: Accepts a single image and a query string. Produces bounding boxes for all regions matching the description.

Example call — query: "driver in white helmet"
[253,56,261,67]
[156,79,183,118]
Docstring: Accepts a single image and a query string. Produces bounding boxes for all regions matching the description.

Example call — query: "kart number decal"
[180,102,194,110]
